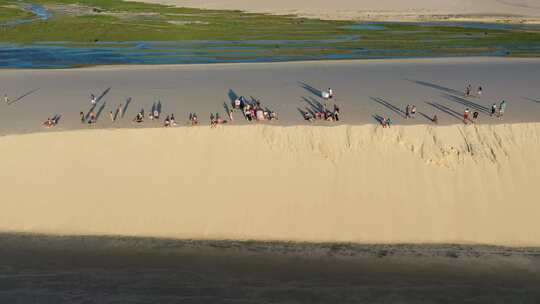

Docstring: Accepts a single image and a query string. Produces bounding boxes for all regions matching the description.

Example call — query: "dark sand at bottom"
[1,234,539,303]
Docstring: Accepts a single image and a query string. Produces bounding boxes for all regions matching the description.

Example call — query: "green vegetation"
[1,0,540,59]
[0,1,34,22]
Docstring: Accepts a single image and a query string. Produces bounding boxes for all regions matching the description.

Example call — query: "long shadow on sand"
[302,96,325,113]
[441,93,490,114]
[370,97,406,118]
[122,97,132,118]
[95,102,106,122]
[425,102,462,121]
[228,89,239,103]
[8,88,40,106]
[524,97,540,104]
[407,79,463,96]
[298,81,322,98]
[96,87,111,103]
[372,114,385,126]
[419,111,436,123]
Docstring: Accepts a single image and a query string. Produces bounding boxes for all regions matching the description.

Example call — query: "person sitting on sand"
[170,114,177,126]
[189,113,198,126]
[42,117,55,128]
[148,112,154,121]
[256,109,264,121]
[477,86,483,96]
[88,111,97,124]
[303,111,314,122]
[164,115,170,127]
[381,117,388,128]
[133,112,144,123]
[270,111,278,121]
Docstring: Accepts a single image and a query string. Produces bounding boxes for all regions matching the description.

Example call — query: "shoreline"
[1,56,539,72]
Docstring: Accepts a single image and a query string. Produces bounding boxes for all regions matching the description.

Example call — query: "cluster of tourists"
[465,84,483,97]
[302,104,340,122]
[405,104,417,119]
[232,96,278,122]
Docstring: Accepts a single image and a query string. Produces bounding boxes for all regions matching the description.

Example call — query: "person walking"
[490,103,497,117]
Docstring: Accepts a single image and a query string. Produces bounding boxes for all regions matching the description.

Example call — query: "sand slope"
[1,123,539,246]
[136,0,540,21]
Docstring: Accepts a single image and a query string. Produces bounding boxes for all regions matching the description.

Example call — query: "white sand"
[133,0,540,22]
[1,123,539,246]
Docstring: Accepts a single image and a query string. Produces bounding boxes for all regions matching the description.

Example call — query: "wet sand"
[0,58,539,136]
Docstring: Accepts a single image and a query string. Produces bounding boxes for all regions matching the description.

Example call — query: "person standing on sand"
[411,105,417,118]
[499,100,507,117]
[90,94,96,105]
[116,104,122,119]
[465,84,472,97]
[229,109,234,122]
[405,104,411,119]
[333,104,340,121]
[89,111,96,124]
[80,111,85,123]
[109,111,114,122]
[477,86,483,97]
[491,103,497,117]
[4,94,9,104]
[463,108,470,124]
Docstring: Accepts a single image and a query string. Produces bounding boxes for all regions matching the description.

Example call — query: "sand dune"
[1,123,539,246]
[135,0,540,21]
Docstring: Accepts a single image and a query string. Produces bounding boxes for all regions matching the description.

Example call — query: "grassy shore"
[1,0,540,58]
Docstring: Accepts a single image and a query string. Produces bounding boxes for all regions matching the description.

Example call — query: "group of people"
[232,96,278,122]
[302,103,340,122]
[465,84,483,97]
[491,100,507,118]
[31,81,514,130]
[405,104,417,119]
[42,116,59,128]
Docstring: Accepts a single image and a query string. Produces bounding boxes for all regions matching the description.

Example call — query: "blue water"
[0,38,524,68]
[341,24,386,30]
[0,38,371,68]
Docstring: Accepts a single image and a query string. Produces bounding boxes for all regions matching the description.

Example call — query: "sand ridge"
[1,123,539,246]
